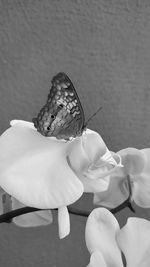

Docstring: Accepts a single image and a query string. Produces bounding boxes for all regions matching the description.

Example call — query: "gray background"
[0,1,150,266]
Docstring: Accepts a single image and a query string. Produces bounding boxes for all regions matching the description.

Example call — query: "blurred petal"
[132,174,150,207]
[58,206,70,239]
[85,208,123,267]
[94,148,147,208]
[132,148,150,207]
[0,121,83,209]
[93,167,128,208]
[118,148,146,176]
[87,251,108,267]
[68,130,107,176]
[83,150,122,181]
[81,130,108,163]
[69,130,120,193]
[117,217,150,267]
[101,149,122,167]
[81,172,110,193]
[12,198,53,227]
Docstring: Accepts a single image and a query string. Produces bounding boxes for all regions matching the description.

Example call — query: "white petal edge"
[85,208,123,267]
[10,120,36,130]
[117,217,150,267]
[58,206,70,239]
[87,251,108,267]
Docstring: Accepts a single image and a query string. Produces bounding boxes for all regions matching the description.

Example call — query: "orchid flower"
[0,120,120,238]
[93,147,150,208]
[85,208,150,267]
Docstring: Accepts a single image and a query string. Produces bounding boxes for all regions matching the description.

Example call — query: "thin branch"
[0,207,40,223]
[0,198,135,224]
[126,174,135,212]
[110,175,135,213]
[0,175,135,223]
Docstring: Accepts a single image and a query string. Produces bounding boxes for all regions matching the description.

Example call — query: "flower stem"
[0,196,135,223]
[0,206,40,223]
[110,175,135,213]
[0,175,135,223]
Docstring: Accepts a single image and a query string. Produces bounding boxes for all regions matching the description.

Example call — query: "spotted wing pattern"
[32,72,85,140]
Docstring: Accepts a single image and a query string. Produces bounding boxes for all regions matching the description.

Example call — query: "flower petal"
[12,198,53,227]
[85,208,123,267]
[0,121,83,208]
[58,206,70,239]
[93,148,147,208]
[117,217,150,267]
[68,130,107,176]
[132,149,150,207]
[118,148,145,176]
[69,130,119,193]
[82,172,110,193]
[81,130,107,163]
[10,120,35,129]
[132,174,150,207]
[87,251,108,267]
[93,167,128,208]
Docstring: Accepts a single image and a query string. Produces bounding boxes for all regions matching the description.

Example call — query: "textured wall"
[0,0,150,266]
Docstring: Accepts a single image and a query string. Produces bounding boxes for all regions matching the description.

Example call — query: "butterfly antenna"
[85,106,102,127]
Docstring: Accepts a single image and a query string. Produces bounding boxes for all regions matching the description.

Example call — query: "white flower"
[0,120,120,238]
[85,208,150,267]
[93,148,150,208]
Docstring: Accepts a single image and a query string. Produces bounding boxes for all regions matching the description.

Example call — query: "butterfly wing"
[33,72,85,140]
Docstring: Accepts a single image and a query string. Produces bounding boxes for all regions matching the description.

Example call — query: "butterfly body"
[33,72,85,140]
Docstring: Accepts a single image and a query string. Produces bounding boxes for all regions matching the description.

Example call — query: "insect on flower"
[33,72,101,140]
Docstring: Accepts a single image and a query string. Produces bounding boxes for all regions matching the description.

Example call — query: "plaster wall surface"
[0,1,150,266]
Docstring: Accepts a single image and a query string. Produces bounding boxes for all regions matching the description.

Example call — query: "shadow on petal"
[93,167,128,208]
[12,198,53,227]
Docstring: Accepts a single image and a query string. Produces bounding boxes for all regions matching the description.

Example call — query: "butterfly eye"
[51,114,55,119]
[47,126,50,131]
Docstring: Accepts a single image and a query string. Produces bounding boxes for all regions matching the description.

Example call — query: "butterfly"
[32,72,86,140]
